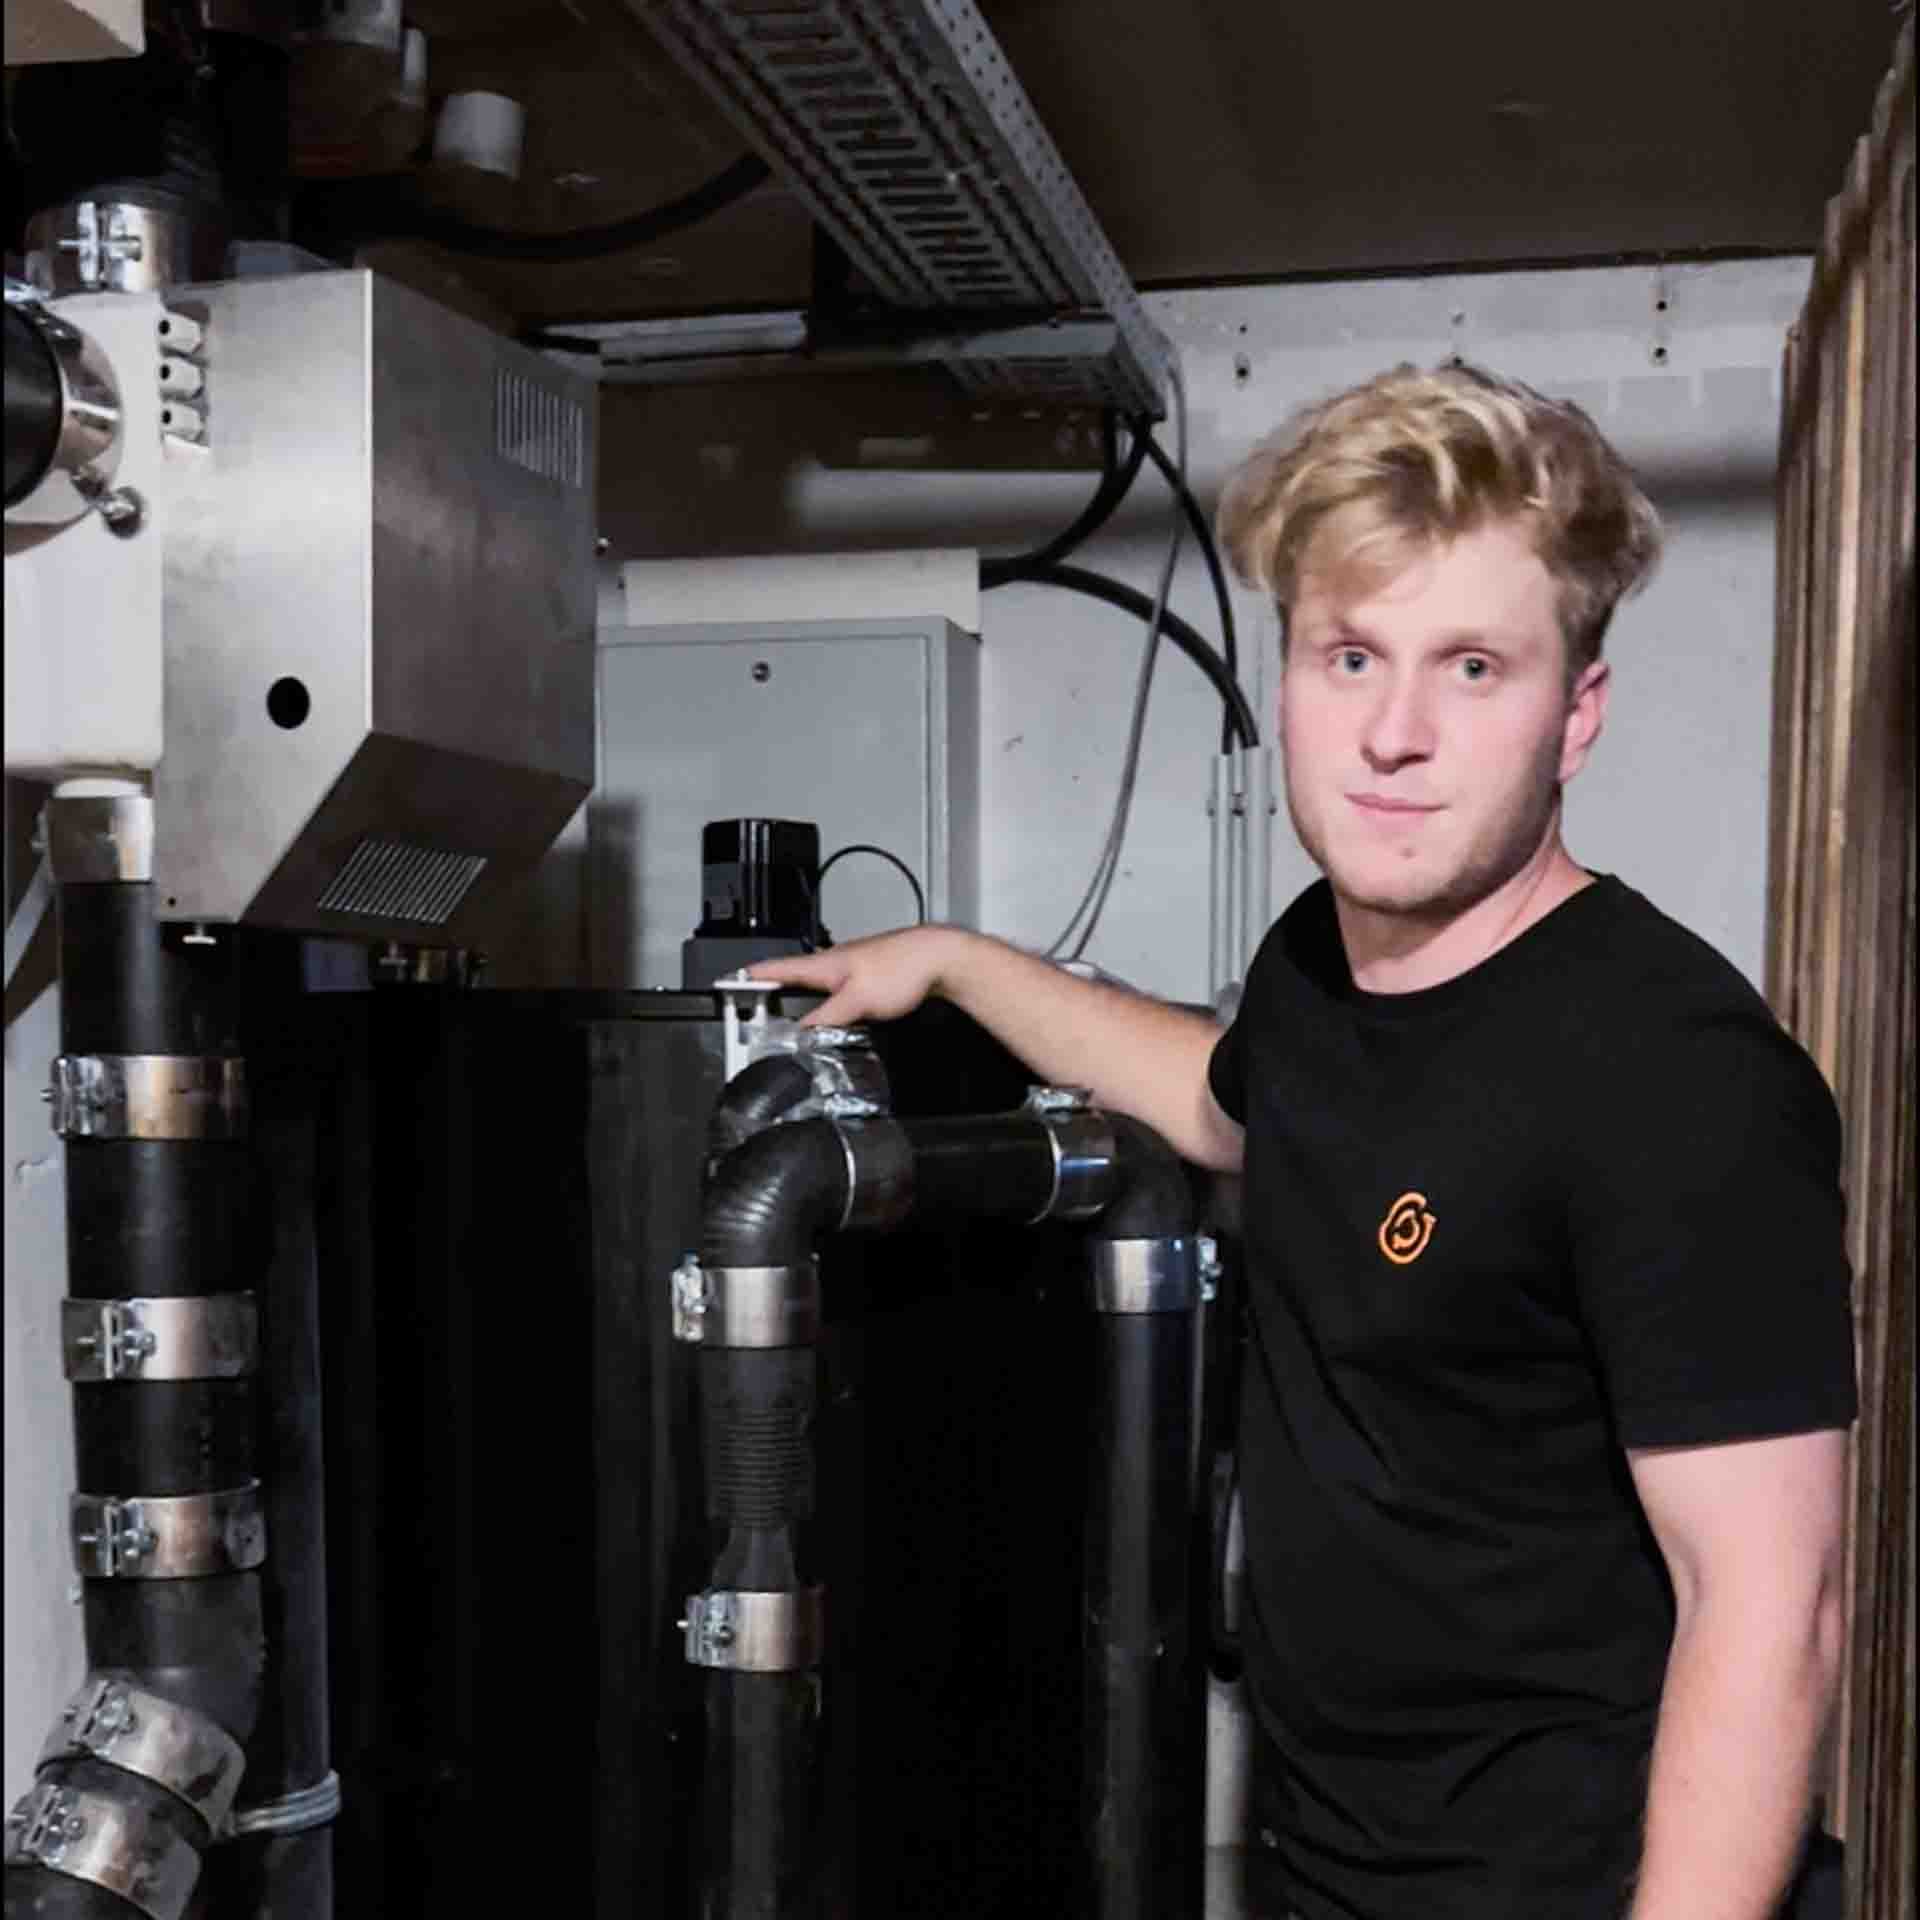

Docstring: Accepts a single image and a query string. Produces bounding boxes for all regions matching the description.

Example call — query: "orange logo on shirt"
[1378,1192,1436,1265]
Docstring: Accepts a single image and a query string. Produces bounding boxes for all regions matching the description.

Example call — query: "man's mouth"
[1346,794,1443,816]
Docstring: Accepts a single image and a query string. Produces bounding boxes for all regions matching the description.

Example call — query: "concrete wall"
[2,257,1807,1817]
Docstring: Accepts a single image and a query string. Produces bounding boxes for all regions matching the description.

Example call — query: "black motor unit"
[683,818,822,989]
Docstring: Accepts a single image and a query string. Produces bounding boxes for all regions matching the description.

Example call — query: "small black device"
[681,817,822,989]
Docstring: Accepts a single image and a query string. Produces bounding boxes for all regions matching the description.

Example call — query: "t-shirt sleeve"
[1208,1005,1248,1124]
[1566,1003,1857,1450]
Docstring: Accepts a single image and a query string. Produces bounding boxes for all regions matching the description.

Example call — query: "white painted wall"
[1,257,1807,1821]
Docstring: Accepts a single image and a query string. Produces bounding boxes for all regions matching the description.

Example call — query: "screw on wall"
[1446,307,1468,367]
[1650,274,1674,367]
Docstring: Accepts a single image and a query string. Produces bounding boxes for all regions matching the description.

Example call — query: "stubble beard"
[1287,721,1568,925]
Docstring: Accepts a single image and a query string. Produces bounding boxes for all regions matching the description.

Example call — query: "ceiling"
[330,0,1902,326]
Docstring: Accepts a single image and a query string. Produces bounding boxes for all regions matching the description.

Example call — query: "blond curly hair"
[1217,362,1662,669]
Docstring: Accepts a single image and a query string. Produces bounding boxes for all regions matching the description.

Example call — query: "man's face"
[1278,518,1608,922]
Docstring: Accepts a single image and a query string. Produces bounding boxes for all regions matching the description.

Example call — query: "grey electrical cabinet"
[592,614,979,988]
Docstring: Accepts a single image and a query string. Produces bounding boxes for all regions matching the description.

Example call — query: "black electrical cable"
[1139,430,1243,752]
[978,410,1152,588]
[816,843,927,931]
[986,561,1259,750]
[400,152,770,265]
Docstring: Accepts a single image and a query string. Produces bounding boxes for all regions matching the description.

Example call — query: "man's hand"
[749,927,956,1028]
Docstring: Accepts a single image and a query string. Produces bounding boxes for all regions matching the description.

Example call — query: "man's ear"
[1561,658,1610,783]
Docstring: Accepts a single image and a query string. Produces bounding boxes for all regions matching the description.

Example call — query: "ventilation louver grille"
[495,368,588,489]
[316,838,489,925]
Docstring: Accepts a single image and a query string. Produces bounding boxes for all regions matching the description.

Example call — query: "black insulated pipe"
[702,1118,852,1268]
[895,1113,1062,1224]
[692,1116,841,1919]
[1085,1119,1204,1920]
[706,1054,818,1169]
[4,881,265,1920]
[691,1096,1209,1917]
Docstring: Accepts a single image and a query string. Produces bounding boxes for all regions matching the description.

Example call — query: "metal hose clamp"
[3,1783,199,1920]
[799,1027,891,1116]
[1022,1086,1115,1223]
[71,1483,268,1579]
[62,1293,258,1383]
[1089,1236,1201,1314]
[45,794,154,883]
[48,1055,247,1141]
[680,1587,826,1672]
[671,1256,821,1348]
[39,1677,245,1832]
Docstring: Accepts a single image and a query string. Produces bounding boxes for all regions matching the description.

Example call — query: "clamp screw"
[1024,1084,1092,1114]
[93,486,145,539]
[803,1027,868,1053]
[1197,1234,1223,1305]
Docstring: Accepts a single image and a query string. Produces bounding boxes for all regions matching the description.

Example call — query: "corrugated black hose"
[706,1054,818,1171]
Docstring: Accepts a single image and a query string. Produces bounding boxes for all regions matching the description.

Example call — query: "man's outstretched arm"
[1625,1426,1848,1920]
[749,925,1244,1173]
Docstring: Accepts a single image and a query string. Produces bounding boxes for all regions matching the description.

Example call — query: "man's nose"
[1360,671,1435,772]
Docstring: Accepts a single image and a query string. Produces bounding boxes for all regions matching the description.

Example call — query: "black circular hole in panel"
[267,677,311,729]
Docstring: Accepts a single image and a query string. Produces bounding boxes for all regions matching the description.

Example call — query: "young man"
[752,364,1857,1919]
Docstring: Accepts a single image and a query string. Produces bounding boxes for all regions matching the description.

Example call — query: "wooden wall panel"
[1765,22,1915,1918]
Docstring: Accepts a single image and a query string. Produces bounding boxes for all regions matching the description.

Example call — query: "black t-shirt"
[1207,875,1857,1920]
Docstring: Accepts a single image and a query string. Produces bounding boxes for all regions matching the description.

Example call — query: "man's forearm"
[1627,1597,1841,1919]
[927,929,1238,1169]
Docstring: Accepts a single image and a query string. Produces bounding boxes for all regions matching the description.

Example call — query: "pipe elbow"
[1098,1116,1194,1240]
[702,1119,852,1268]
[707,1055,818,1167]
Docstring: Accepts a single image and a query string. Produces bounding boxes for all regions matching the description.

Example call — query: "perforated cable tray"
[634,0,1170,415]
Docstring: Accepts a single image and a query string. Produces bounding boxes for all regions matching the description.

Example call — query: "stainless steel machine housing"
[152,268,597,940]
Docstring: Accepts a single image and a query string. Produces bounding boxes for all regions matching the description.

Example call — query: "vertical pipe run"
[692,1341,824,1917]
[692,1104,1203,1919]
[1082,1305,1202,1920]
[5,866,266,1918]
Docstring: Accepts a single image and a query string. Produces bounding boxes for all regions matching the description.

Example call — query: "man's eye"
[1459,655,1493,682]
[1335,649,1368,674]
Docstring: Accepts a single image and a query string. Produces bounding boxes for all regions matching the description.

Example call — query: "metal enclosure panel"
[154,268,373,922]
[3,291,167,776]
[151,270,596,936]
[368,275,595,783]
[593,619,978,988]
